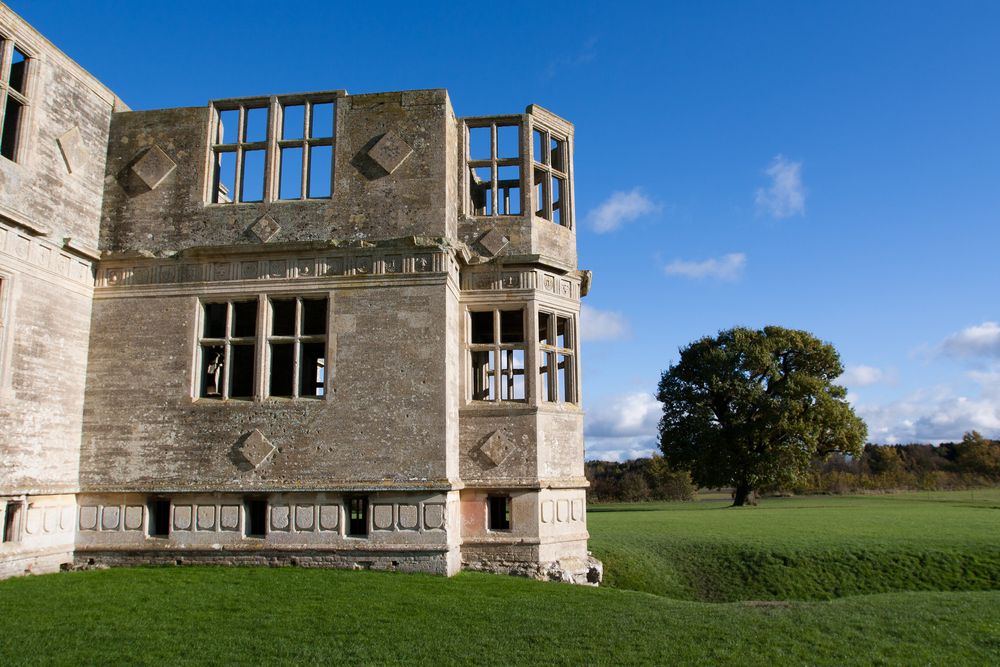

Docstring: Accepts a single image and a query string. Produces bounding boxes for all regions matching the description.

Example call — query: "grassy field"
[590,488,1000,601]
[0,490,998,665]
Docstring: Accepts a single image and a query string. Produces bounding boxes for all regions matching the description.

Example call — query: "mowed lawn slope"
[0,490,998,665]
[589,489,1000,602]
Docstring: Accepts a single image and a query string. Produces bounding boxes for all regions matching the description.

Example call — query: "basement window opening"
[147,499,171,537]
[246,499,267,538]
[348,497,368,537]
[487,496,511,531]
[2,501,22,543]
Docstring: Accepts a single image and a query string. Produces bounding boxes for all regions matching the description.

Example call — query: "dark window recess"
[148,500,170,537]
[246,500,267,537]
[231,301,258,337]
[301,299,327,335]
[488,496,511,531]
[470,311,494,344]
[271,299,296,336]
[0,97,21,160]
[229,344,256,398]
[3,502,22,542]
[203,303,227,338]
[348,497,368,536]
[300,343,325,397]
[269,343,294,396]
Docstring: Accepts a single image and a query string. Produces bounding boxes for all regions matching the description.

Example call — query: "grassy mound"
[589,489,1000,601]
[1,568,999,665]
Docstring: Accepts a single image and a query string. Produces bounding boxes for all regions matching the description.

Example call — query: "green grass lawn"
[1,490,999,665]
[590,488,1000,601]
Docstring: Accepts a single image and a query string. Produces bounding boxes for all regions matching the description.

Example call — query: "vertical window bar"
[233,109,246,203]
[301,103,312,200]
[221,303,233,399]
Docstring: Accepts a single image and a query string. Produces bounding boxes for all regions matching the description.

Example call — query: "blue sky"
[14,1,1000,459]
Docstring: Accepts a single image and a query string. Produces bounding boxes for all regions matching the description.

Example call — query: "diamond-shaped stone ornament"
[235,429,276,469]
[250,214,280,242]
[367,130,413,174]
[479,430,516,467]
[130,145,176,190]
[57,126,87,174]
[477,228,508,257]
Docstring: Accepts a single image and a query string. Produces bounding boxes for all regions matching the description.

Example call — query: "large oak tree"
[657,326,867,506]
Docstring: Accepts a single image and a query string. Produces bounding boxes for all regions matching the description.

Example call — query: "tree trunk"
[732,482,755,506]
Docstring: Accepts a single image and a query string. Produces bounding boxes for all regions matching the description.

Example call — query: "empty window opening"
[148,499,170,537]
[267,297,328,398]
[246,499,267,537]
[467,121,521,217]
[199,300,258,400]
[211,96,336,203]
[2,501,22,543]
[348,497,368,536]
[538,311,576,403]
[532,127,570,227]
[469,308,526,402]
[1,42,29,162]
[488,496,511,531]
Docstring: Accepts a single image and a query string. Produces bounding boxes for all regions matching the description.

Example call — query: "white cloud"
[584,392,661,461]
[941,322,1000,358]
[841,364,885,387]
[754,155,805,219]
[587,188,659,233]
[664,252,746,281]
[856,371,1000,444]
[580,304,629,341]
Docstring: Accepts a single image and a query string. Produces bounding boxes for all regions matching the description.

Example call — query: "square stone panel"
[220,505,240,531]
[79,506,98,531]
[479,430,516,467]
[319,505,339,531]
[130,145,176,190]
[477,228,508,257]
[57,126,86,174]
[251,215,281,243]
[235,429,276,469]
[295,505,315,531]
[367,130,413,175]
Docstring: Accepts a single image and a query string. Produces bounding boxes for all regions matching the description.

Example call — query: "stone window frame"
[207,92,340,205]
[465,116,524,218]
[531,125,571,227]
[0,34,31,163]
[193,292,331,402]
[0,270,13,393]
[537,308,578,404]
[2,498,24,543]
[466,305,529,404]
[487,495,512,532]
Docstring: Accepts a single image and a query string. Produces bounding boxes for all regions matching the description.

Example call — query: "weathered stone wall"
[81,277,455,491]
[0,6,121,249]
[98,91,454,255]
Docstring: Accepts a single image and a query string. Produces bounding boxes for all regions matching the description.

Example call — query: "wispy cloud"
[754,155,805,219]
[580,304,629,341]
[664,253,746,281]
[587,188,660,233]
[584,392,661,461]
[941,322,1000,358]
[841,364,886,387]
[542,36,599,80]
[856,381,1000,444]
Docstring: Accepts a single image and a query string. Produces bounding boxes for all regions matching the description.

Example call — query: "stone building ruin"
[0,6,599,583]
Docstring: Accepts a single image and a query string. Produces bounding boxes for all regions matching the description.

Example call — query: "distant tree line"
[586,432,1000,502]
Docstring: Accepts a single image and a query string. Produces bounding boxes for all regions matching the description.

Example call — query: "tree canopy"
[657,326,867,505]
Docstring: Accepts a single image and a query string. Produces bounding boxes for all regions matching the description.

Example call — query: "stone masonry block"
[367,130,413,174]
[130,145,176,190]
